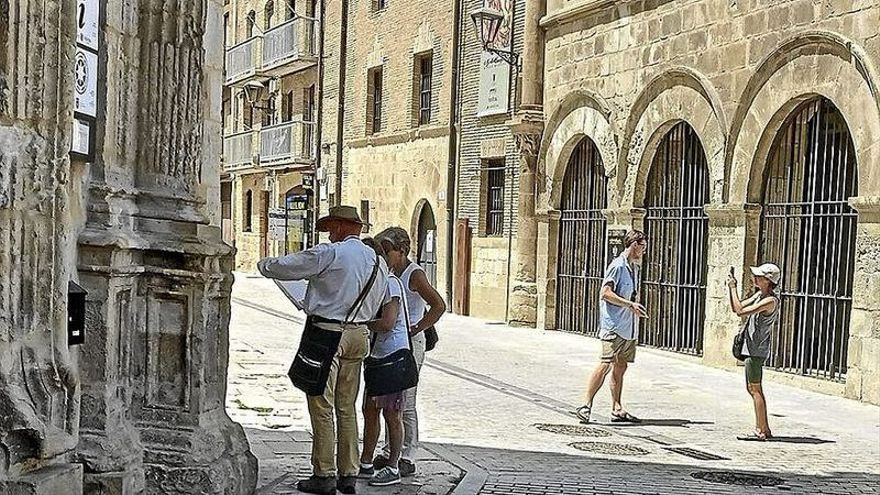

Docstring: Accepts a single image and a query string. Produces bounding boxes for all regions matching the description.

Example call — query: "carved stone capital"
[509,109,545,158]
[704,203,763,229]
[849,196,880,223]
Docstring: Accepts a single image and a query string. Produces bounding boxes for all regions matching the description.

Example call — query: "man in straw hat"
[258,205,389,495]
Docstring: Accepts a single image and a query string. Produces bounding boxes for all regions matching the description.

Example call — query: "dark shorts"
[600,336,637,363]
[745,356,764,384]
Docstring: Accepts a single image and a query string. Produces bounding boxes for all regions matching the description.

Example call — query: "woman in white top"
[359,238,409,487]
[372,227,446,477]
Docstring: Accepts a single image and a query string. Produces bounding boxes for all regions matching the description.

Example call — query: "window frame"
[366,67,383,135]
[484,159,506,237]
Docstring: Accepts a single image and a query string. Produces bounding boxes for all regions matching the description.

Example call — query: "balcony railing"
[223,130,256,168]
[260,119,316,164]
[225,37,261,83]
[262,17,318,69]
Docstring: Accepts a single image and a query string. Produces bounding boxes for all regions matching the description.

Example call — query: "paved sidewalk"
[227,273,880,494]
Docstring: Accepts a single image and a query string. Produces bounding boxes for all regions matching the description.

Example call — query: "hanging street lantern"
[470,6,504,51]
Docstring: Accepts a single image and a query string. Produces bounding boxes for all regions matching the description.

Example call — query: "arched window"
[555,138,608,336]
[759,97,857,381]
[641,122,710,355]
[246,10,256,37]
[264,1,274,30]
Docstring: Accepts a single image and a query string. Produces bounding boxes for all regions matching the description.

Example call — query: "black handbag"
[364,278,420,397]
[288,254,380,396]
[732,319,748,361]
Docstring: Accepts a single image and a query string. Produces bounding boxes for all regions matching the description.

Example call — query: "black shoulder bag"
[363,278,420,397]
[288,255,380,396]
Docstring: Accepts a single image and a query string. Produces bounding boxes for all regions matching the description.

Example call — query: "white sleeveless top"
[400,262,428,327]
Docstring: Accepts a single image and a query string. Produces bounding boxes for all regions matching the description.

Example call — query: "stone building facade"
[537,0,880,403]
[222,0,321,271]
[1,0,256,493]
[321,0,458,293]
[453,0,527,321]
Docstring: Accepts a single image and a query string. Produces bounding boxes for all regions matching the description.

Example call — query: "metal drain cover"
[691,471,784,487]
[664,446,728,461]
[535,423,611,437]
[569,441,649,456]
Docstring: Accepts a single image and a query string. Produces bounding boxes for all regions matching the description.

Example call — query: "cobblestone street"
[227,274,880,494]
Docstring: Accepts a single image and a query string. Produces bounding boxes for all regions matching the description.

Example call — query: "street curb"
[423,443,488,495]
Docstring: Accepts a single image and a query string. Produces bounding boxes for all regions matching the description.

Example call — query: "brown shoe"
[296,475,336,495]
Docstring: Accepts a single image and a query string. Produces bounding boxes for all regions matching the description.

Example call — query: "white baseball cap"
[750,263,781,285]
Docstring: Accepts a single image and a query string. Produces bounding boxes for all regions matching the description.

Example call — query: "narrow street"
[227,274,880,495]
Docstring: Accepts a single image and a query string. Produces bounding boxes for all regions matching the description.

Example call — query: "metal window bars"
[419,56,432,125]
[485,161,506,236]
[641,122,710,355]
[555,138,609,336]
[759,98,857,382]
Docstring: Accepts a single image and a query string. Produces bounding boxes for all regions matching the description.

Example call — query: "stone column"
[702,203,762,367]
[0,0,84,492]
[845,196,880,405]
[509,115,543,326]
[75,0,257,493]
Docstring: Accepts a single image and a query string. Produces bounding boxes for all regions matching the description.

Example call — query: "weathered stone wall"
[539,0,880,402]
[0,0,84,490]
[234,172,269,271]
[469,238,513,321]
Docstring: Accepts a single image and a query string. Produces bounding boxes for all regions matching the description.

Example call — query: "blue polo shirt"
[598,253,640,341]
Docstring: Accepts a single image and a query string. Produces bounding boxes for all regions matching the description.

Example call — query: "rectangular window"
[366,67,383,135]
[413,54,432,126]
[283,90,294,122]
[373,0,387,11]
[360,200,370,233]
[485,160,505,237]
[244,190,254,232]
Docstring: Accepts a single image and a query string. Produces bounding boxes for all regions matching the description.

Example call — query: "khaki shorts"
[600,335,637,363]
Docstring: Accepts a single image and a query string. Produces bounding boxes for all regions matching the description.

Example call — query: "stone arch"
[408,198,432,256]
[620,67,727,207]
[539,90,619,210]
[727,32,880,204]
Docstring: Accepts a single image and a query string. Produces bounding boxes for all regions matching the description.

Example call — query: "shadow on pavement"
[735,435,836,444]
[441,443,879,494]
[601,418,715,427]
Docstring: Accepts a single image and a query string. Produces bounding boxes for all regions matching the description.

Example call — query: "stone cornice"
[348,124,449,149]
[540,0,617,29]
[849,196,880,222]
[704,203,762,228]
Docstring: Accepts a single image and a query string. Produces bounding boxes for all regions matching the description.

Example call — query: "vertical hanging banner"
[71,0,101,161]
[477,0,513,117]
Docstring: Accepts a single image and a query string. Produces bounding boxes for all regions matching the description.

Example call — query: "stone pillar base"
[0,464,83,495]
[508,282,538,327]
[84,468,144,495]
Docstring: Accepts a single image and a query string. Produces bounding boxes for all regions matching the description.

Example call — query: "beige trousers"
[306,324,370,478]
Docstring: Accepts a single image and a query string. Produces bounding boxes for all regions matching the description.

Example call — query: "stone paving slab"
[228,273,880,495]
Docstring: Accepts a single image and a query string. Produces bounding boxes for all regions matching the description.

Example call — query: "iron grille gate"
[642,122,709,355]
[555,138,608,335]
[759,98,857,381]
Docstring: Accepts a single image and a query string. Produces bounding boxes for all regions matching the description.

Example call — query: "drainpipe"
[445,0,463,309]
[334,0,350,204]
[314,0,326,245]
[507,0,546,327]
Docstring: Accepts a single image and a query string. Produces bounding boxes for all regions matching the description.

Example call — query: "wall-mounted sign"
[74,47,98,118]
[71,0,100,161]
[606,229,628,265]
[477,0,512,117]
[76,0,100,51]
[269,207,287,241]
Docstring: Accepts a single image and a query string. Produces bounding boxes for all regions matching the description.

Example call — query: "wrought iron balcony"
[223,130,257,170]
[225,37,261,85]
[259,119,316,166]
[261,17,319,77]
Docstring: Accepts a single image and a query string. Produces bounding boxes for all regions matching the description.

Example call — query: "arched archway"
[555,137,608,335]
[415,201,437,286]
[641,122,710,355]
[758,97,858,381]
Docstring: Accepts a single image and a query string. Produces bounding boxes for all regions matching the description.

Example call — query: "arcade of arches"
[538,21,880,405]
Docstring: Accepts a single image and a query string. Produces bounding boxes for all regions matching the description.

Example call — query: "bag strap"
[345,254,380,324]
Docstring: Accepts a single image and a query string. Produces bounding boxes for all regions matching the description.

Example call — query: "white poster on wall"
[476,0,513,117]
[73,47,98,118]
[76,0,100,51]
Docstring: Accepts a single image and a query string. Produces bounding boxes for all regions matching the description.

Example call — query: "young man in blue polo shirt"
[576,230,648,424]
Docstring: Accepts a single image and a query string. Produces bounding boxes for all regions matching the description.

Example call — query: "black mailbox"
[68,281,87,346]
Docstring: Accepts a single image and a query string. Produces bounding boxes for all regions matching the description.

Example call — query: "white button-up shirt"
[257,236,389,323]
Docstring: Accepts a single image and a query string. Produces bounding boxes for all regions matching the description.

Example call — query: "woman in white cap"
[727,263,781,441]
